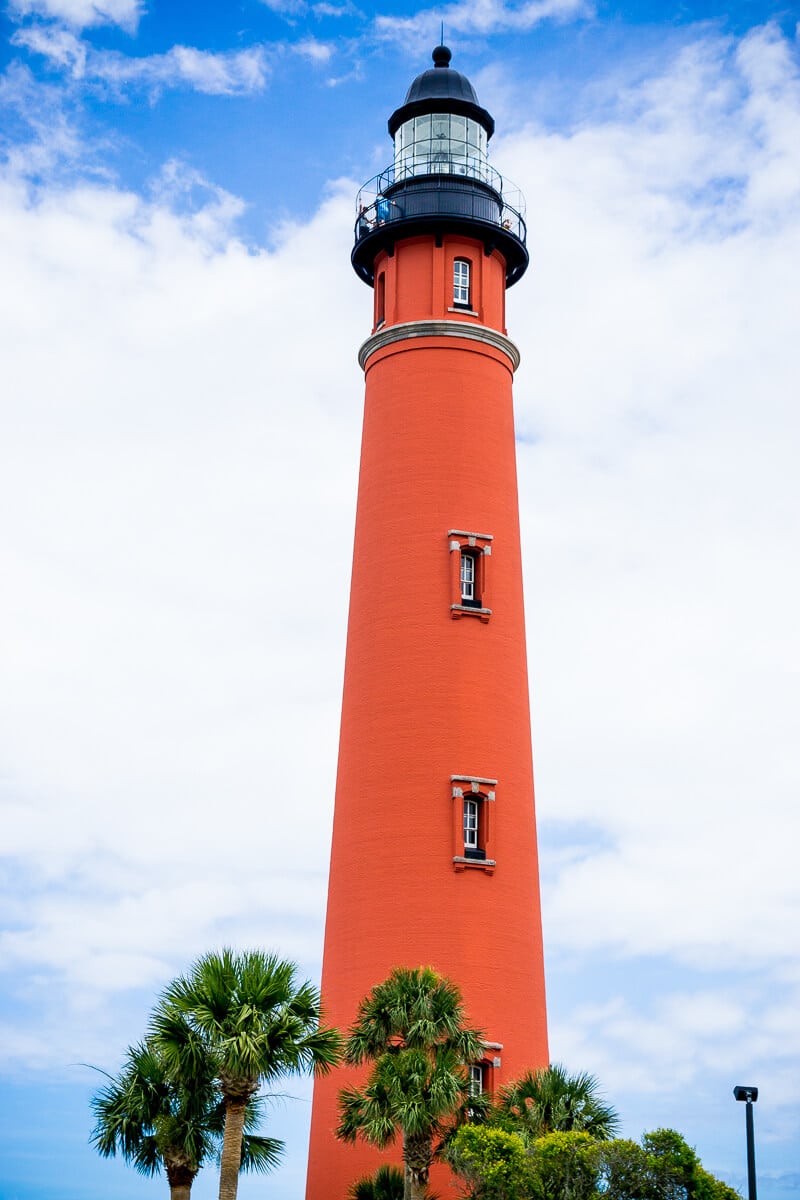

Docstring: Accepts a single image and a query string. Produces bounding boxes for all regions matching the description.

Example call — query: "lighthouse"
[306,46,549,1195]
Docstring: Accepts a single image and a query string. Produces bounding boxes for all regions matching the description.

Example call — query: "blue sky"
[0,1,798,1199]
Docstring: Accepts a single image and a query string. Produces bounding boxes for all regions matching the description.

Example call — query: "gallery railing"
[354,159,527,248]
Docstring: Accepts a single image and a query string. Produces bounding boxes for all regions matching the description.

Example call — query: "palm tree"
[336,965,487,1200]
[152,948,341,1200]
[499,1063,620,1141]
[90,1037,281,1199]
[349,1164,405,1200]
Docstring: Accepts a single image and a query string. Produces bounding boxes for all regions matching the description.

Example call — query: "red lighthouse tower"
[306,46,548,1195]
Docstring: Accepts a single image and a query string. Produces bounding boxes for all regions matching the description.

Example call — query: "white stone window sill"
[451,604,491,622]
[453,856,496,873]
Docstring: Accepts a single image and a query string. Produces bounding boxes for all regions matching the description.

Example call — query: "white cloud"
[158,44,269,95]
[0,143,364,1041]
[293,36,335,62]
[0,62,86,176]
[13,25,272,96]
[9,0,142,32]
[12,25,88,74]
[312,1,359,16]
[488,23,800,977]
[550,980,800,1133]
[374,0,592,48]
[257,0,309,14]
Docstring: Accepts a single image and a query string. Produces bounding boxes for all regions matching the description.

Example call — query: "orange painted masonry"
[305,233,548,1197]
[372,235,506,330]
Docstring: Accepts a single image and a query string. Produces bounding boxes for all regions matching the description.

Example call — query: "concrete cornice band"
[359,319,521,372]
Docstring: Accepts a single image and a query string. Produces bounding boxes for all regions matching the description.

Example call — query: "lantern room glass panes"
[394,114,489,182]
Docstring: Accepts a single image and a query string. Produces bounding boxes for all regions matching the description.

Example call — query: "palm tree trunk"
[165,1161,196,1200]
[169,1185,193,1200]
[219,1098,248,1200]
[403,1131,431,1200]
[404,1172,428,1200]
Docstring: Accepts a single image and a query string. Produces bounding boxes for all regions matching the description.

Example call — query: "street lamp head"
[734,1085,759,1103]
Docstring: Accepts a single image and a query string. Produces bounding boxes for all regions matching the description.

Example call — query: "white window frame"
[468,1063,484,1098]
[460,551,475,601]
[453,258,471,307]
[463,798,479,850]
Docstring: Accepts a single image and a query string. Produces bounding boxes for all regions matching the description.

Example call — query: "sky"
[0,0,798,1198]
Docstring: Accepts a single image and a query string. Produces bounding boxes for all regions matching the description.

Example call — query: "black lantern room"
[352,46,528,288]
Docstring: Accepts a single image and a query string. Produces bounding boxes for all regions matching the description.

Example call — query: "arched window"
[448,530,492,620]
[460,550,480,608]
[464,797,479,851]
[376,272,386,326]
[463,795,486,860]
[453,258,471,308]
[452,775,496,872]
[469,1055,499,1102]
[468,1063,485,1098]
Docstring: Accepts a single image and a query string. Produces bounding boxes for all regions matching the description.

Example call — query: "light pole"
[733,1085,758,1200]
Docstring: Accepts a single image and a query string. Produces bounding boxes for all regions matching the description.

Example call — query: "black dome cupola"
[387,45,495,138]
[352,46,528,288]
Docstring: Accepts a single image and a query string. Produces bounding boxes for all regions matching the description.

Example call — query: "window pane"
[454,261,471,308]
[464,799,478,847]
[432,114,449,139]
[460,550,475,597]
